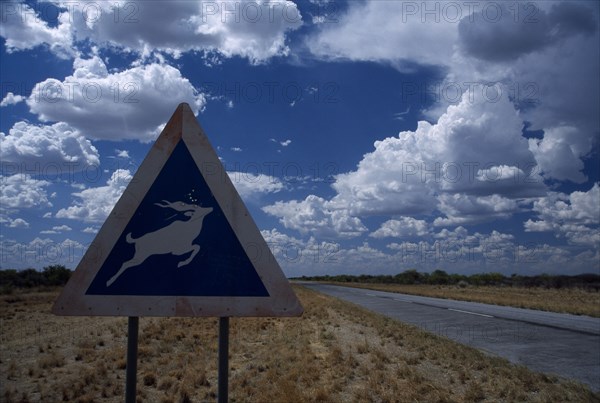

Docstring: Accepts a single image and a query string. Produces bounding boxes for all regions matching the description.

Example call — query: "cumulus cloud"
[261,228,395,276]
[263,195,367,238]
[525,184,600,246]
[260,228,343,276]
[453,4,599,182]
[1,0,303,64]
[82,226,98,234]
[0,215,30,228]
[27,56,205,141]
[56,169,132,222]
[0,92,26,107]
[79,0,302,64]
[264,91,546,237]
[528,127,589,184]
[1,121,99,168]
[227,171,284,200]
[370,217,429,238]
[259,224,594,276]
[306,0,456,68]
[307,1,599,188]
[115,149,129,158]
[387,227,526,274]
[0,0,75,57]
[330,91,542,218]
[40,225,72,234]
[434,194,520,227]
[0,237,86,269]
[0,174,52,209]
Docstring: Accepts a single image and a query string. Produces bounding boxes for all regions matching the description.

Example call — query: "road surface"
[299,282,600,391]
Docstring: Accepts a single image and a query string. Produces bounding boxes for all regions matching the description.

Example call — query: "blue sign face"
[86,141,269,297]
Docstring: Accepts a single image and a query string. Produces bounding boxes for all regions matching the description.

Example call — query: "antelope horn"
[154,200,195,211]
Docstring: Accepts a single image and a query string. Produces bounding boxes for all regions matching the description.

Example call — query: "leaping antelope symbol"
[106,200,213,287]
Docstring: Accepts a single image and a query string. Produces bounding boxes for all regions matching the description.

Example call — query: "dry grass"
[326,282,600,317]
[1,287,598,402]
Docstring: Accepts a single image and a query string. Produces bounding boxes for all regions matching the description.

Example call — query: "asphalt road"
[298,282,600,391]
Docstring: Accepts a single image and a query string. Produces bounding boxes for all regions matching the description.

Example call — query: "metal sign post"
[218,317,230,403]
[125,317,139,403]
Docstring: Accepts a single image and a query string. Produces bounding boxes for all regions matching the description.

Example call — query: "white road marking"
[394,298,413,303]
[448,308,493,318]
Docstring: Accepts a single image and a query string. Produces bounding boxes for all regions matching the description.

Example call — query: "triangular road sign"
[53,103,303,317]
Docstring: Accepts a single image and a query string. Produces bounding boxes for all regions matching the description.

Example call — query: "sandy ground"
[1,286,597,402]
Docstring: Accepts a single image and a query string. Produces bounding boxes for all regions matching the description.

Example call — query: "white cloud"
[0,215,30,229]
[260,228,343,276]
[259,224,594,276]
[0,92,26,107]
[0,1,303,64]
[434,194,520,227]
[82,226,98,234]
[260,228,393,276]
[306,1,456,68]
[451,5,599,183]
[475,165,526,182]
[0,1,75,57]
[370,217,429,238]
[263,195,367,238]
[230,147,243,152]
[523,219,553,232]
[525,184,600,246]
[56,169,132,222]
[0,174,52,209]
[115,149,129,158]
[528,126,588,183]
[227,171,283,199]
[534,184,599,225]
[269,138,291,147]
[27,56,205,141]
[1,121,99,168]
[386,227,523,273]
[264,91,546,236]
[329,91,541,219]
[308,0,599,188]
[40,224,72,234]
[0,237,86,269]
[70,0,302,64]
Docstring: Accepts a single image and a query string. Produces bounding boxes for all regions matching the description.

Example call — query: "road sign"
[53,103,303,317]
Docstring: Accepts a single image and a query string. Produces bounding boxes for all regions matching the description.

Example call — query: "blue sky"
[1,0,599,277]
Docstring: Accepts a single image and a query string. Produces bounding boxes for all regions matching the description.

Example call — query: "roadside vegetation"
[296,270,600,317]
[323,283,600,318]
[0,266,71,294]
[295,269,600,290]
[1,286,597,402]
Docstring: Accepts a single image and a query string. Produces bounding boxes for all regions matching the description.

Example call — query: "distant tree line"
[295,269,600,290]
[0,265,72,293]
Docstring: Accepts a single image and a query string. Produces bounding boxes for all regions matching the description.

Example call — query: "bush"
[0,265,72,290]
